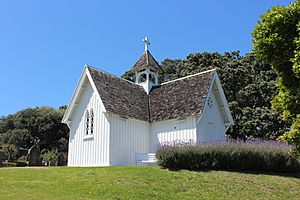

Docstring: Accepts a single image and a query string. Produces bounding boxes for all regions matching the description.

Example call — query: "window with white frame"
[85,110,90,135]
[90,109,94,135]
[84,108,94,136]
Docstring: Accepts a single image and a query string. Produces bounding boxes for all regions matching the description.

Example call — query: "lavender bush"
[156,140,300,173]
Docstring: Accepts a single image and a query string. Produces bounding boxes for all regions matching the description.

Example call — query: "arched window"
[85,110,89,135]
[90,109,94,135]
[149,73,156,84]
[138,73,147,83]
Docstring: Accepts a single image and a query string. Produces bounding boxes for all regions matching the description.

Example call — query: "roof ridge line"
[161,68,216,85]
[147,50,163,70]
[145,50,149,66]
[85,64,139,86]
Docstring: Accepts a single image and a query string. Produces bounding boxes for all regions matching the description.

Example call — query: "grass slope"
[0,167,299,200]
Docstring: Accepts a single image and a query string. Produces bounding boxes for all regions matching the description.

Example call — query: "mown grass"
[0,166,299,200]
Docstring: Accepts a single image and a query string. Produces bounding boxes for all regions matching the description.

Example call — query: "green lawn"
[0,167,299,200]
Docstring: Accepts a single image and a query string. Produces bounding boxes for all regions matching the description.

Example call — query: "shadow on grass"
[163,167,300,179]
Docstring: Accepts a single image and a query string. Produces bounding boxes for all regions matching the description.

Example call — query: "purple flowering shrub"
[155,140,300,173]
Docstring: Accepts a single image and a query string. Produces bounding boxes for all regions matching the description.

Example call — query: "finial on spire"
[142,37,150,51]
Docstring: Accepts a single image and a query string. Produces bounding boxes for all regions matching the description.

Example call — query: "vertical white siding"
[197,88,226,142]
[108,114,150,166]
[150,117,197,151]
[68,80,110,166]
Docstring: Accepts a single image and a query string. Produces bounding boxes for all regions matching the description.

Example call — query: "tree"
[2,144,18,162]
[59,105,68,110]
[252,0,300,154]
[122,51,288,140]
[41,149,59,166]
[0,107,69,160]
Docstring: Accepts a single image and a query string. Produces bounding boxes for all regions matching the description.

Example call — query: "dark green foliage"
[2,144,18,162]
[0,149,5,162]
[252,0,300,154]
[58,105,68,110]
[122,51,288,139]
[156,142,300,173]
[0,107,69,161]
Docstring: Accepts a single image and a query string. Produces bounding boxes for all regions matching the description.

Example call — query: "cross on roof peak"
[142,37,150,51]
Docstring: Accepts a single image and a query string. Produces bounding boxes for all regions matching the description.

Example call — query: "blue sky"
[0,0,293,116]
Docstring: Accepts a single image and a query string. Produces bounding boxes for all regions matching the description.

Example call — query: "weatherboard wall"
[150,117,197,151]
[68,80,110,167]
[108,114,199,165]
[196,85,226,142]
[108,114,150,166]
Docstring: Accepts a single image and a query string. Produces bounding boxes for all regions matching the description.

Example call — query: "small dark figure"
[27,140,42,166]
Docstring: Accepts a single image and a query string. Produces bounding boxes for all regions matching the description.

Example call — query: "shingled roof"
[87,66,215,123]
[149,71,214,122]
[130,50,163,73]
[88,67,150,121]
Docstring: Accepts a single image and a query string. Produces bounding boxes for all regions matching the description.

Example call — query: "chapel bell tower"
[130,37,162,94]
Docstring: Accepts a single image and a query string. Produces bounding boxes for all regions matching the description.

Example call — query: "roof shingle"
[149,72,214,122]
[87,66,214,122]
[130,50,163,73]
[88,67,150,121]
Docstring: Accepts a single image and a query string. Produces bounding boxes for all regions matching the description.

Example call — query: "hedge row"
[156,141,300,173]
